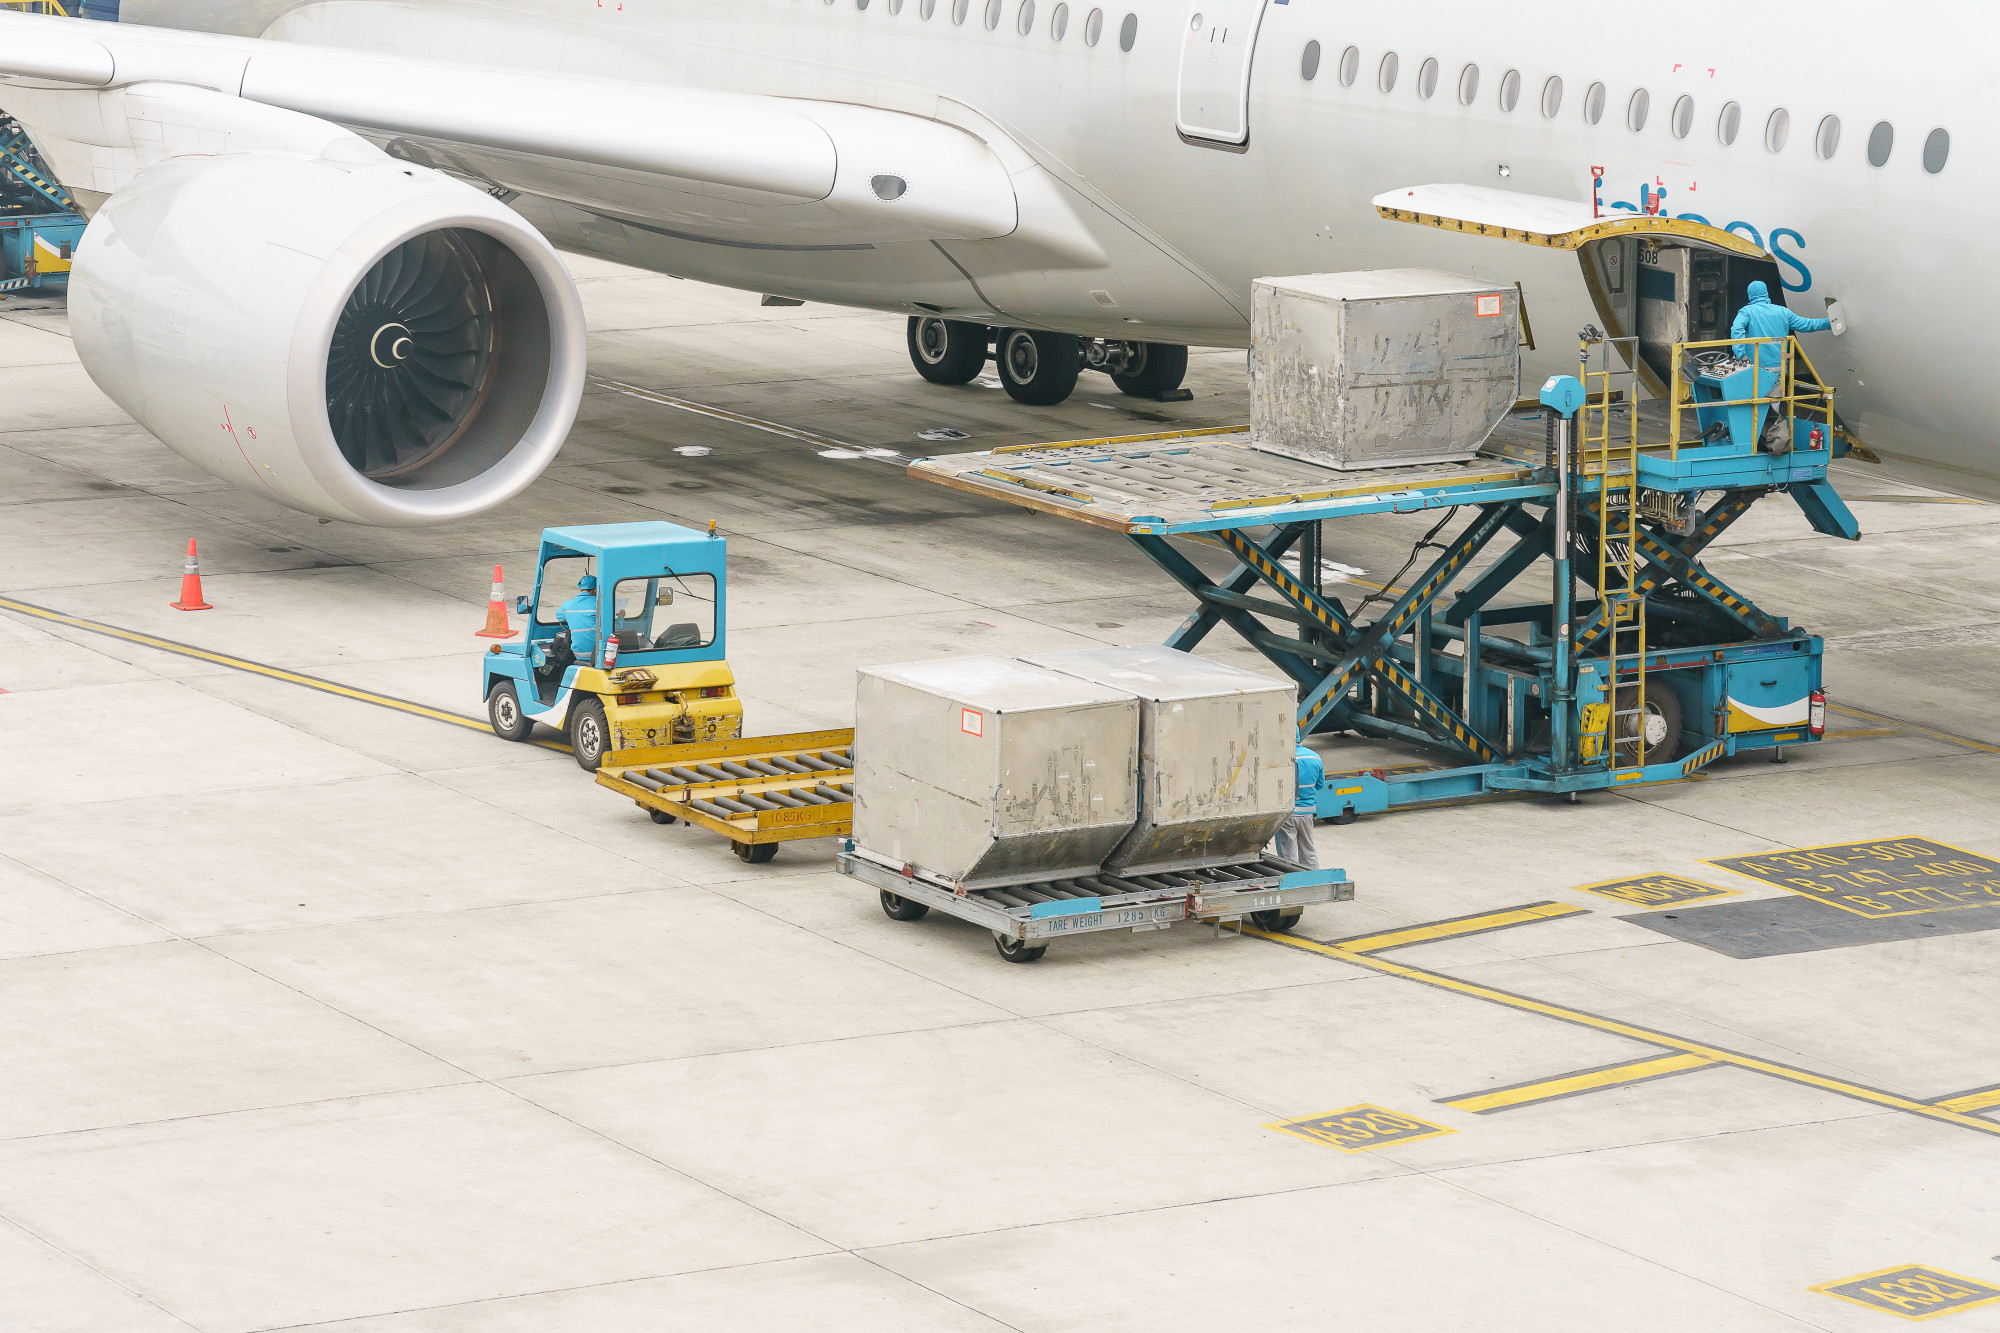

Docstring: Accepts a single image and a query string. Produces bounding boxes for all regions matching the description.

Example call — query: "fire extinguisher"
[1808,687,1826,738]
[603,632,619,669]
[1809,424,1824,451]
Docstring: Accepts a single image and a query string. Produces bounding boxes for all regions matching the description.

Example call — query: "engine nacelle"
[69,149,586,525]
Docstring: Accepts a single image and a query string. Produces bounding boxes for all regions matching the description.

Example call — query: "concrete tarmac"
[4,258,2000,1332]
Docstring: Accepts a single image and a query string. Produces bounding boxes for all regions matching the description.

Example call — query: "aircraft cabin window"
[1670,95,1693,139]
[984,0,1000,29]
[1379,52,1398,93]
[952,0,968,22]
[1083,5,1101,43]
[1541,75,1562,118]
[1050,1,1066,38]
[1583,81,1606,125]
[1765,107,1790,153]
[1016,0,1033,33]
[1924,127,1950,174]
[1718,100,1741,145]
[1417,57,1438,99]
[1457,63,1478,107]
[1498,68,1519,112]
[1816,115,1841,160]
[1118,11,1135,50]
[920,0,935,16]
[856,0,868,9]
[1626,88,1649,132]
[1338,45,1359,87]
[1867,120,1892,166]
[1301,40,1320,81]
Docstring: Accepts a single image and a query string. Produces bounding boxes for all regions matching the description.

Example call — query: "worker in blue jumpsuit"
[555,572,601,666]
[1273,742,1324,869]
[1731,281,1831,360]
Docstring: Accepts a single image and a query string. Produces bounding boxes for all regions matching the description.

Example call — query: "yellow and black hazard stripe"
[1218,529,1351,639]
[1370,656,1495,763]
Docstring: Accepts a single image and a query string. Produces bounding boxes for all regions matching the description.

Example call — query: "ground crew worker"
[557,572,601,665]
[1731,280,1831,361]
[1273,742,1324,870]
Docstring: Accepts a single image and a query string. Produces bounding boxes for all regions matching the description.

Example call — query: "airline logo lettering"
[960,708,983,737]
[1475,294,1504,317]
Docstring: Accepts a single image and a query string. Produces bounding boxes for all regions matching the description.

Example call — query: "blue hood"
[1745,280,1771,305]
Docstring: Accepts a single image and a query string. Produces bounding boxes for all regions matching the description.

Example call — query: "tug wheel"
[992,931,1048,963]
[879,890,929,921]
[733,841,779,864]
[569,697,609,771]
[487,680,534,743]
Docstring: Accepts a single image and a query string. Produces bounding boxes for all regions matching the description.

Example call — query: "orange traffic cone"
[475,563,517,639]
[170,538,213,611]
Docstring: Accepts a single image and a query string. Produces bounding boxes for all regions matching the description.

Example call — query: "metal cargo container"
[1249,268,1520,470]
[853,656,1139,887]
[1022,645,1295,874]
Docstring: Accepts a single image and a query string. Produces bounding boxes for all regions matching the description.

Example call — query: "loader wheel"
[648,809,676,825]
[569,697,609,771]
[1250,907,1304,933]
[733,841,779,864]
[487,680,534,742]
[880,890,929,921]
[993,932,1048,963]
[1111,342,1189,397]
[1614,685,1683,765]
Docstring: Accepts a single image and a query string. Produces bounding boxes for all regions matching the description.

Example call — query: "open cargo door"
[1371,184,1787,399]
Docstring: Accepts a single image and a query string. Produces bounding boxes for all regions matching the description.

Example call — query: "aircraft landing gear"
[1086,339,1188,398]
[996,327,1081,406]
[906,316,988,385]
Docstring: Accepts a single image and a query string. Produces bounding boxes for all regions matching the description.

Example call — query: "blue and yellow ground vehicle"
[482,522,744,769]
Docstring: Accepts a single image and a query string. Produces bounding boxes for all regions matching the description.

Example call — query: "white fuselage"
[130,0,1990,486]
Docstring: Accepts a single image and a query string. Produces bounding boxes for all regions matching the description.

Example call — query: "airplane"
[0,1,1984,525]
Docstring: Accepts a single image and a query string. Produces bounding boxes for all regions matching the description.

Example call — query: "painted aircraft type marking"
[1708,838,2000,919]
[1266,1105,1455,1154]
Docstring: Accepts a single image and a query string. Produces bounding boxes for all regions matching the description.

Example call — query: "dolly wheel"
[648,809,676,826]
[880,890,929,922]
[1250,907,1304,934]
[733,841,779,864]
[992,931,1048,964]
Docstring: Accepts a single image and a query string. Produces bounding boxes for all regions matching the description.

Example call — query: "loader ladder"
[1579,336,1646,771]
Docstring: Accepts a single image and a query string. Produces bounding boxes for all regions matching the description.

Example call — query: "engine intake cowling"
[69,149,585,525]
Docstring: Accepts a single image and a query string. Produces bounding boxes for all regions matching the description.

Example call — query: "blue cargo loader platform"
[910,334,1856,820]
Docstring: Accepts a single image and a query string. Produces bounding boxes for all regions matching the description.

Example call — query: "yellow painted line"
[1829,702,2000,756]
[0,594,571,753]
[1825,727,1903,741]
[1936,1086,2000,1114]
[1327,900,1587,955]
[1245,922,2000,1139]
[1441,1052,1715,1114]
[990,424,1248,455]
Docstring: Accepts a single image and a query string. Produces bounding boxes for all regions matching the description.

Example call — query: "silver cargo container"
[853,656,1139,887]
[1249,269,1519,470]
[1022,646,1295,874]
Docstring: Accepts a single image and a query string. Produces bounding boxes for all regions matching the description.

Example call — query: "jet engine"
[68,147,586,525]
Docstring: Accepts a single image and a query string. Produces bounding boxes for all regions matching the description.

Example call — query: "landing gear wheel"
[1111,342,1189,398]
[569,697,609,772]
[997,328,1081,406]
[487,680,533,742]
[879,890,929,921]
[648,809,677,825]
[992,931,1048,963]
[1249,907,1304,933]
[1614,684,1683,765]
[907,316,989,385]
[733,841,779,864]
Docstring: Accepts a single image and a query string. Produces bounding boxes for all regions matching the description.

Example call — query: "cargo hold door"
[1176,0,1269,147]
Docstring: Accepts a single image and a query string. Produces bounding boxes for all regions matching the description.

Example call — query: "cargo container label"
[960,708,983,737]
